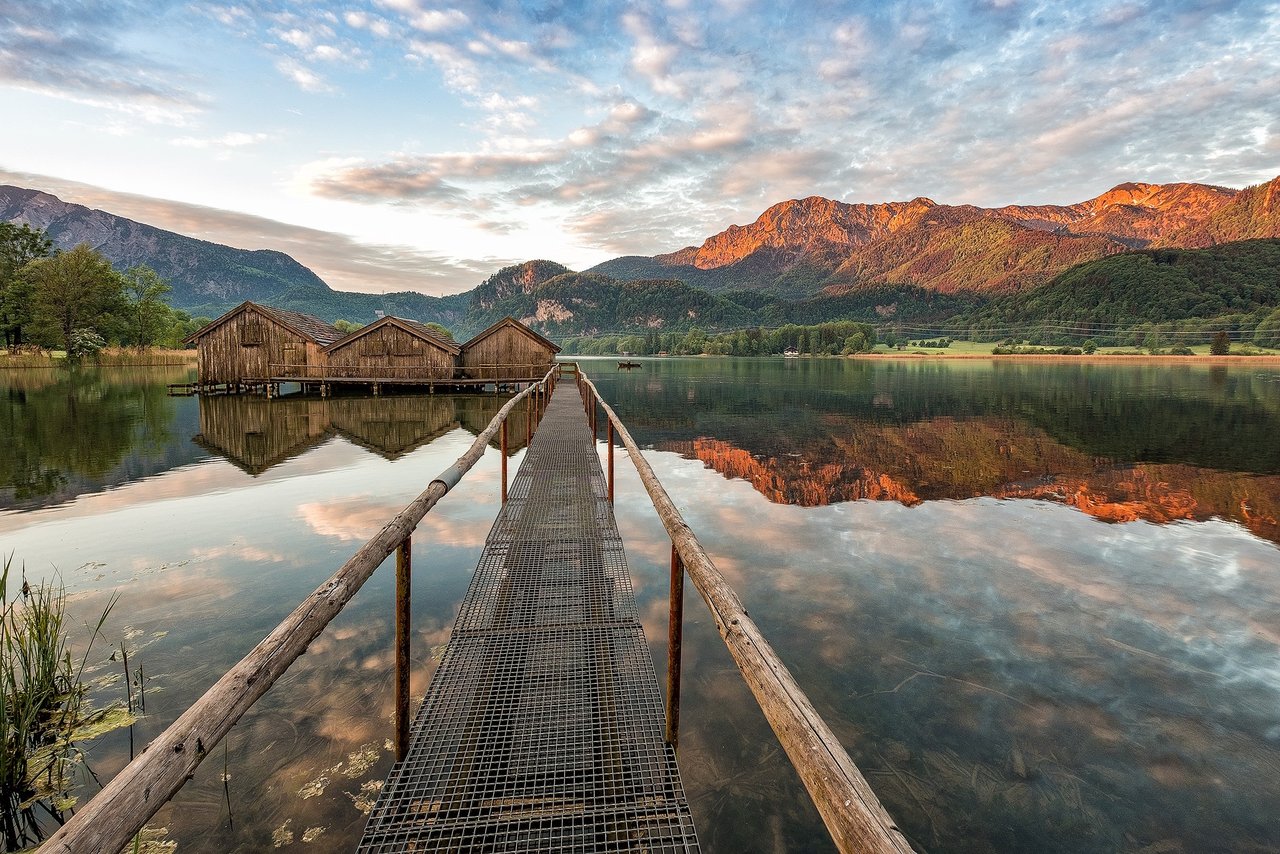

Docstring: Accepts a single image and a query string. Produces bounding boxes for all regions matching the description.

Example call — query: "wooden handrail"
[43,368,558,854]
[577,368,914,854]
[266,362,554,380]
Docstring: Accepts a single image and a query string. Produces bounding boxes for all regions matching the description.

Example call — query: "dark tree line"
[560,321,880,356]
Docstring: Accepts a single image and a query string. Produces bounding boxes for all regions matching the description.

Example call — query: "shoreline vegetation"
[0,348,197,369]
[1,556,131,851]
[572,337,1280,361]
[2,345,1278,372]
[855,351,1280,362]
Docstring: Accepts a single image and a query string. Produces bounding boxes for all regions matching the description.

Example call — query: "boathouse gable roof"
[324,315,461,355]
[182,301,343,347]
[462,316,562,354]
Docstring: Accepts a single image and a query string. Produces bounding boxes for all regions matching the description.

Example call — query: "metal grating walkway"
[357,382,700,853]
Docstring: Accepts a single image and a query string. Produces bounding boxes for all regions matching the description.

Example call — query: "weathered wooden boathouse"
[182,302,561,394]
[459,315,561,380]
[324,315,460,383]
[183,301,343,389]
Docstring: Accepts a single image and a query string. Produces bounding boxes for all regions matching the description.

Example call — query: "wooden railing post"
[665,542,684,750]
[607,418,615,504]
[500,420,509,504]
[395,536,412,762]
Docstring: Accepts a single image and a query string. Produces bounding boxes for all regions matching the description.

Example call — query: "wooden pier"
[44,364,912,854]
[357,380,699,852]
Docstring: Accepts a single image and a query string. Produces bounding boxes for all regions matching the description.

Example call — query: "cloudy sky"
[2,0,1278,294]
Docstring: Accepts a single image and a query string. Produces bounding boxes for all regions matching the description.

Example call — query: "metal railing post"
[665,542,684,750]
[395,536,412,762]
[607,418,615,504]
[500,420,509,504]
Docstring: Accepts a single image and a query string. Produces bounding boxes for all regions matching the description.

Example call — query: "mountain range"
[2,174,1278,339]
[0,185,470,325]
[591,177,1279,297]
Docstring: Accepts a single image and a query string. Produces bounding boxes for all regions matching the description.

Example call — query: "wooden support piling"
[395,537,412,762]
[665,542,684,750]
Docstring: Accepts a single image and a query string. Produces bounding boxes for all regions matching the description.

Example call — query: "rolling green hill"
[965,239,1280,334]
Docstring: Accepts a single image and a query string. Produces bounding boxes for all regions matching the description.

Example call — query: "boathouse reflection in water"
[192,392,532,474]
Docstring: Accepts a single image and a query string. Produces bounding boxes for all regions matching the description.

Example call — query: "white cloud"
[410,8,469,33]
[170,131,270,149]
[275,57,333,93]
[622,11,683,98]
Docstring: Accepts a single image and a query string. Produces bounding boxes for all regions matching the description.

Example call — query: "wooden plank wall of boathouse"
[325,323,457,380]
[196,305,322,384]
[460,324,556,380]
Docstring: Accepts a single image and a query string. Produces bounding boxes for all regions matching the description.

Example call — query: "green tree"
[333,318,364,335]
[677,326,706,355]
[120,264,172,349]
[171,314,210,348]
[26,244,125,352]
[1254,308,1280,349]
[1082,339,1098,354]
[0,223,54,349]
[1209,330,1231,356]
[842,332,867,354]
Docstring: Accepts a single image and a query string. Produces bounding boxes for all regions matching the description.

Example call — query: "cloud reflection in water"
[614,446,1280,853]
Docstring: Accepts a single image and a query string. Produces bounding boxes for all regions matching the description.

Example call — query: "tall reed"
[0,348,197,370]
[1,555,119,850]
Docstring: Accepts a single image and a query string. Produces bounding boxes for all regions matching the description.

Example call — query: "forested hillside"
[963,239,1280,341]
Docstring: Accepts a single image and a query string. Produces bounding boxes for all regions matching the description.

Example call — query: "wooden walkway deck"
[356,384,700,852]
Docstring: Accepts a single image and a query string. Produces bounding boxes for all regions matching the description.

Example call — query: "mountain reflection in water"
[586,358,1280,545]
[669,422,1280,546]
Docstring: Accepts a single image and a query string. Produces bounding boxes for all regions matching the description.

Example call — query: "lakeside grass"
[1,556,127,849]
[0,348,197,369]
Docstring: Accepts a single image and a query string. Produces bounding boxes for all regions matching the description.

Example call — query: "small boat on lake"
[618,361,642,369]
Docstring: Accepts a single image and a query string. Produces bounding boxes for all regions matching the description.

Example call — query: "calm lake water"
[2,358,1279,853]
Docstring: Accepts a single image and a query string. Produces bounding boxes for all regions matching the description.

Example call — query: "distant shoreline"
[573,352,1280,364]
[854,352,1280,364]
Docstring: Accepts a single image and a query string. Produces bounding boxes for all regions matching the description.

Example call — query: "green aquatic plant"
[0,554,128,850]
